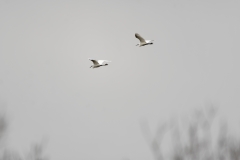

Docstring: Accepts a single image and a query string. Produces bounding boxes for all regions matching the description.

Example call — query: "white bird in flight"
[89,58,111,69]
[135,33,154,47]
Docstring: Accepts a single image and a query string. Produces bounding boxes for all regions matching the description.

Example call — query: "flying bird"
[89,58,111,69]
[135,33,154,47]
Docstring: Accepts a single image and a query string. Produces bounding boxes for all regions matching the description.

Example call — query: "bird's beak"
[90,66,92,68]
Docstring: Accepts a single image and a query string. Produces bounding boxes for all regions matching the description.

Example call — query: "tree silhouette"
[0,111,49,160]
[141,107,240,160]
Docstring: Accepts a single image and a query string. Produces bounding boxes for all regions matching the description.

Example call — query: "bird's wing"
[89,58,100,65]
[97,60,111,65]
[135,33,146,43]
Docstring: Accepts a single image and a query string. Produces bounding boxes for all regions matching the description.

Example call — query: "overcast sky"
[0,0,240,160]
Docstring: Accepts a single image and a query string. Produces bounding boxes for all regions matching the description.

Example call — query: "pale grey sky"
[0,0,240,160]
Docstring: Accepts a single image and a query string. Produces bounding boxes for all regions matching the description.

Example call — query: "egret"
[135,33,154,47]
[89,58,111,69]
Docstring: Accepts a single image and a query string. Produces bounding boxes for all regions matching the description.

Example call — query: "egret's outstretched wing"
[89,58,100,65]
[135,33,145,43]
[97,60,111,65]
